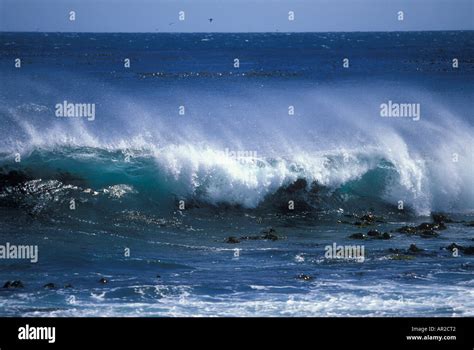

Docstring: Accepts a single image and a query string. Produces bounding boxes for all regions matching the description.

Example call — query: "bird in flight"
[208,18,213,23]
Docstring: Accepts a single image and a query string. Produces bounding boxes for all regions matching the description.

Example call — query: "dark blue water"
[0,32,473,316]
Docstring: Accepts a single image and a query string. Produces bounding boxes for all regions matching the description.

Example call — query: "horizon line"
[1,29,473,34]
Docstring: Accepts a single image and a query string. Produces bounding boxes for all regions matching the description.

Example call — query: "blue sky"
[0,0,472,32]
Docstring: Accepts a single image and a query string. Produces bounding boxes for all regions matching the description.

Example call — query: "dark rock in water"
[64,284,73,288]
[240,227,281,241]
[417,222,439,231]
[360,213,376,223]
[262,227,281,241]
[228,228,282,243]
[296,274,313,281]
[462,246,474,255]
[284,178,308,193]
[43,283,56,289]
[361,213,385,223]
[239,235,260,241]
[225,236,240,244]
[352,213,385,227]
[3,280,24,289]
[261,227,278,236]
[396,226,418,234]
[262,231,279,241]
[396,222,444,236]
[368,231,391,239]
[349,233,366,239]
[432,213,453,224]
[263,178,315,212]
[381,232,392,240]
[0,170,31,189]
[445,243,464,252]
[351,230,390,240]
[367,230,381,238]
[12,280,24,288]
[420,230,439,238]
[99,278,108,284]
[443,243,474,255]
[156,275,161,279]
[464,221,474,227]
[418,222,446,231]
[388,248,403,254]
[408,244,423,253]
[354,221,370,227]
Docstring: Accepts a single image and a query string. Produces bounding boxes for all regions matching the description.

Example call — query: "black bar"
[0,317,472,349]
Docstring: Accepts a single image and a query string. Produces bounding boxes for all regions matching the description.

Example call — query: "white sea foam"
[11,281,474,317]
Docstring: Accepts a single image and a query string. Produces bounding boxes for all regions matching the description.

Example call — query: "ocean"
[0,31,473,316]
